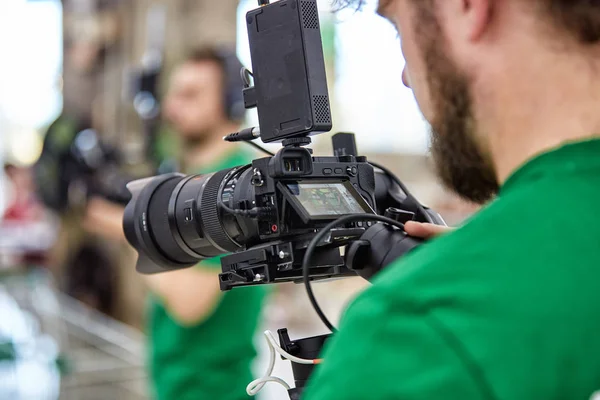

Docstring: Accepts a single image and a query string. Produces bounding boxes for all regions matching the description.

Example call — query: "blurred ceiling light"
[8,129,43,167]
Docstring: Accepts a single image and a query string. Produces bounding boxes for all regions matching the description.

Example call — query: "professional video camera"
[123,0,445,398]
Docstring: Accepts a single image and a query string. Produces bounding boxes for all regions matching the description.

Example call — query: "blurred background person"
[3,164,45,222]
[1,163,58,267]
[84,46,269,400]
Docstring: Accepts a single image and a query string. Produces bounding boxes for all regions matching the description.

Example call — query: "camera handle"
[277,328,330,399]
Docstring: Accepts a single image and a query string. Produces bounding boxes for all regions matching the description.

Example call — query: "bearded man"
[302,1,600,399]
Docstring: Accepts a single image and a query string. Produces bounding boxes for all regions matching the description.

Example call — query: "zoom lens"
[123,167,256,274]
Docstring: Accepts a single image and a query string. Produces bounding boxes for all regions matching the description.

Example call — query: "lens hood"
[123,173,198,274]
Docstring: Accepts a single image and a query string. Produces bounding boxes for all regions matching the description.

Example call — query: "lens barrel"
[123,167,253,274]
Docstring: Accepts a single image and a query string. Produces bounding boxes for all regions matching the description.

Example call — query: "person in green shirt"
[85,47,267,399]
[303,1,600,399]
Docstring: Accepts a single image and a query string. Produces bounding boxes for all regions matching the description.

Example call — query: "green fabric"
[153,125,181,165]
[149,147,268,400]
[303,138,600,400]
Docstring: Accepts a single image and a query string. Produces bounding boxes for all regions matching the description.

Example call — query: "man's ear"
[463,0,493,41]
[440,0,493,43]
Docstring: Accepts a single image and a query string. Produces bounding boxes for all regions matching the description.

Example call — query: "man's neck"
[183,124,240,171]
[478,47,600,184]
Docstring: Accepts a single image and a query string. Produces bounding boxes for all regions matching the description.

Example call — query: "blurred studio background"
[0,0,477,399]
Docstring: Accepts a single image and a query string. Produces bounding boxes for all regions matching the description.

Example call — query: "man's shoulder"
[375,203,504,278]
[220,147,256,169]
[356,176,600,320]
[364,190,553,305]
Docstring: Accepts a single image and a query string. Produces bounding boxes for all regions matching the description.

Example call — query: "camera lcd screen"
[285,181,373,220]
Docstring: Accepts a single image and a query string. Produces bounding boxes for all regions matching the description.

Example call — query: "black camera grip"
[346,224,423,281]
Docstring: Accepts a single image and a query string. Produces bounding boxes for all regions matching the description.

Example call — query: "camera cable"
[245,140,275,156]
[302,214,407,332]
[247,330,322,396]
[368,160,433,223]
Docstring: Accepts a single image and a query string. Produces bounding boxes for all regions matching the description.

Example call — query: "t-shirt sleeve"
[194,256,223,271]
[301,289,488,400]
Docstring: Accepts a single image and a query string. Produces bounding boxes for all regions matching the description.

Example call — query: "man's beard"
[174,124,216,149]
[414,5,500,204]
[182,132,211,148]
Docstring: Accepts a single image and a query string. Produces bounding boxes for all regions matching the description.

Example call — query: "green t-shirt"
[149,148,268,400]
[303,139,600,399]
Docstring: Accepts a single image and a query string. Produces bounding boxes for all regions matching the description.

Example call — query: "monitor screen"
[285,181,372,219]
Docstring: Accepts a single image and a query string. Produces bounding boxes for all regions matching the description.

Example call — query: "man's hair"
[182,46,244,121]
[184,46,230,83]
[336,0,600,45]
[544,0,600,44]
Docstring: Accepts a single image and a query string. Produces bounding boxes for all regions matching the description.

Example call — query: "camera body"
[125,135,375,274]
[218,143,378,290]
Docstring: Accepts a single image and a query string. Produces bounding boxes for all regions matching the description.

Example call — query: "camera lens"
[123,168,256,274]
[146,175,197,264]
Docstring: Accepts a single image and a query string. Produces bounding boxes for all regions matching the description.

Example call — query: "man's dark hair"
[183,45,245,121]
[544,0,600,44]
[336,0,600,45]
[185,46,231,87]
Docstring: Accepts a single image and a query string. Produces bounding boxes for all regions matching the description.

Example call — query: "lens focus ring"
[200,168,238,252]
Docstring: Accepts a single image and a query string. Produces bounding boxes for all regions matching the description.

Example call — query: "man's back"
[303,139,600,399]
